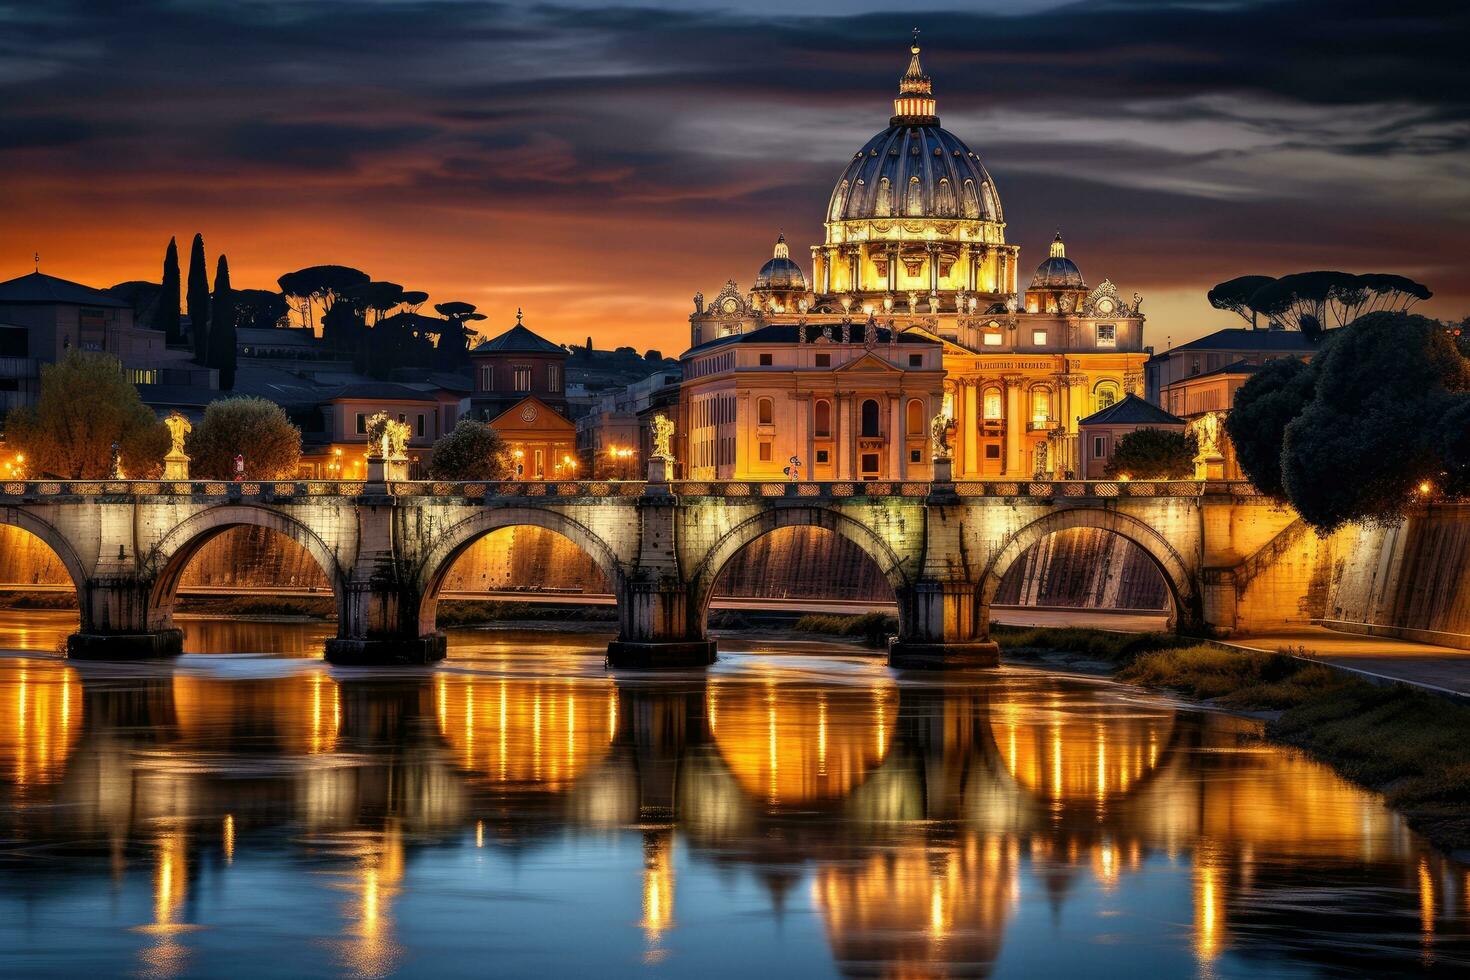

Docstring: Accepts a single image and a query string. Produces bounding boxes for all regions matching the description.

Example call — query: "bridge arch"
[145,505,348,629]
[689,505,911,630]
[0,506,91,622]
[980,508,1197,629]
[415,505,627,636]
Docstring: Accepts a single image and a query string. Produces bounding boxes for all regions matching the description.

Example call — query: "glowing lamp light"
[1419,481,1433,496]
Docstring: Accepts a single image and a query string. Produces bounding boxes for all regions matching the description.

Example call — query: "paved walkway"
[989,607,1470,700]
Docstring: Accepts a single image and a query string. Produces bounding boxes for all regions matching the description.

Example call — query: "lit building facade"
[681,42,1149,480]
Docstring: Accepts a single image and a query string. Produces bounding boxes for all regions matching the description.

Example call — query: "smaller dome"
[755,234,807,291]
[1030,231,1086,290]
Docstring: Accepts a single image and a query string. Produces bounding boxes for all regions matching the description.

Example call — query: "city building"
[1144,327,1320,404]
[487,395,579,480]
[576,367,681,477]
[680,41,1150,480]
[466,311,569,422]
[1160,361,1260,479]
[1077,395,1187,479]
[300,382,445,479]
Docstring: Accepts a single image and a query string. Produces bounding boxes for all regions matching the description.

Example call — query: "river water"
[0,610,1465,978]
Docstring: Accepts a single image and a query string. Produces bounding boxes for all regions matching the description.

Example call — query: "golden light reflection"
[708,677,897,808]
[1193,842,1225,964]
[223,814,235,865]
[815,833,1014,976]
[1419,857,1436,964]
[436,674,615,791]
[135,829,195,978]
[171,670,340,755]
[0,661,81,786]
[641,830,675,963]
[335,822,406,978]
[991,697,1176,808]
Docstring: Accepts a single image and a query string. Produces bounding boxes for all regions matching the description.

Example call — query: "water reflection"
[0,623,1464,977]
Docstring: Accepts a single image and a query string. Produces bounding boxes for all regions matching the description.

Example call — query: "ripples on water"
[0,611,1465,978]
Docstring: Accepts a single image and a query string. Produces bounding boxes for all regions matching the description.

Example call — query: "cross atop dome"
[893,31,937,123]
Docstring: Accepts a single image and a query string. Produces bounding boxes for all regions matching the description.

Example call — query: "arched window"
[906,175,924,216]
[1094,381,1120,412]
[830,180,848,221]
[814,400,831,437]
[861,398,881,437]
[980,182,997,219]
[962,179,980,218]
[983,386,1002,420]
[1031,386,1052,423]
[906,398,924,435]
[876,176,892,216]
[935,177,955,216]
[757,397,773,426]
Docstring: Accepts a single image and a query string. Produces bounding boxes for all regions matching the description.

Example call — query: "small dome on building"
[754,234,808,291]
[1030,232,1086,290]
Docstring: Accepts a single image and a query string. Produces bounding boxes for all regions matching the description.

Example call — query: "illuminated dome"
[1030,232,1086,290]
[826,41,1002,225]
[754,234,807,291]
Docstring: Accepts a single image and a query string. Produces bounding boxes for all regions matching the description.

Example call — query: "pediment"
[835,352,902,373]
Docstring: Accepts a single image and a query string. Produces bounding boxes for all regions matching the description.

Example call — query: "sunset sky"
[1,0,1465,354]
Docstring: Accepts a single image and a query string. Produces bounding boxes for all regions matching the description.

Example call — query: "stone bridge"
[0,476,1300,667]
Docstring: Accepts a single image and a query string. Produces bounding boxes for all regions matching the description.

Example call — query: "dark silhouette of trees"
[1104,428,1197,480]
[1281,313,1469,531]
[4,352,170,478]
[1224,357,1318,499]
[186,397,302,479]
[158,237,182,344]
[209,255,237,390]
[277,265,369,341]
[233,289,290,330]
[428,418,510,480]
[107,280,163,329]
[1207,275,1274,329]
[434,301,485,372]
[187,234,210,361]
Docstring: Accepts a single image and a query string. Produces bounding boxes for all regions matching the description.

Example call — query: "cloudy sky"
[1,0,1465,352]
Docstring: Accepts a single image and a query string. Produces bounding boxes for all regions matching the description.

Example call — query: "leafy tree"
[277,265,369,338]
[4,352,169,478]
[208,255,237,390]
[427,418,511,480]
[1280,313,1470,531]
[186,397,302,480]
[158,237,182,344]
[1223,357,1317,498]
[108,280,163,331]
[187,233,210,361]
[1249,271,1432,339]
[1103,428,1198,480]
[400,290,429,313]
[233,289,290,330]
[1207,275,1275,329]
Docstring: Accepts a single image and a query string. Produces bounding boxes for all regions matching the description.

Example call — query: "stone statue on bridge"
[651,413,675,462]
[930,413,954,460]
[365,412,411,481]
[163,412,192,480]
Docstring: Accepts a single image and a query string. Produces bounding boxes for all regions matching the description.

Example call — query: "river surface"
[0,610,1465,978]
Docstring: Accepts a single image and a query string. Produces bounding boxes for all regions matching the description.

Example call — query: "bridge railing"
[0,478,1265,500]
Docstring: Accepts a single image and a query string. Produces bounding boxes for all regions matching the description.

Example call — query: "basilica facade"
[680,41,1149,481]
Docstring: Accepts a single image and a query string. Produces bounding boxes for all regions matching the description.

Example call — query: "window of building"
[815,353,831,367]
[910,449,922,463]
[983,332,1003,346]
[548,364,562,391]
[1093,435,1107,459]
[1096,323,1116,348]
[1032,329,1048,345]
[1094,382,1120,412]
[860,399,881,438]
[861,452,880,475]
[906,399,924,435]
[1191,356,1201,376]
[757,397,773,425]
[1031,387,1051,423]
[816,449,829,464]
[759,353,773,366]
[908,353,922,367]
[814,400,831,437]
[906,175,923,216]
[0,327,27,357]
[417,414,425,437]
[513,365,533,391]
[758,441,772,461]
[984,443,1001,459]
[983,387,1002,419]
[356,413,367,434]
[534,449,544,478]
[480,366,493,390]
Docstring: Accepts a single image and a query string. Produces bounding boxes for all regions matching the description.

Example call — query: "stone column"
[963,381,979,477]
[887,244,898,293]
[889,579,999,669]
[607,494,716,669]
[888,394,902,479]
[1004,377,1023,475]
[68,509,182,660]
[832,392,846,479]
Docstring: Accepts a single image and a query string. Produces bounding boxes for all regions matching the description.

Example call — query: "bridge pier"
[68,577,184,660]
[888,580,999,669]
[607,579,716,669]
[326,573,447,666]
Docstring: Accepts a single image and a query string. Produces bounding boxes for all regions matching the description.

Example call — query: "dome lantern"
[893,29,937,124]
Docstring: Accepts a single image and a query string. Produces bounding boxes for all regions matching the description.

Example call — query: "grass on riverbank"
[998,624,1470,851]
[793,612,898,648]
[0,592,78,610]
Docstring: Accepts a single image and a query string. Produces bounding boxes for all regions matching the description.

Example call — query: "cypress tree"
[209,254,237,390]
[187,233,210,362]
[158,237,182,344]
